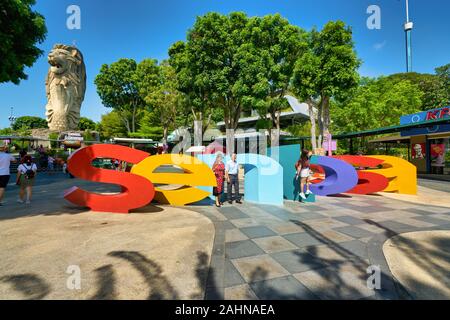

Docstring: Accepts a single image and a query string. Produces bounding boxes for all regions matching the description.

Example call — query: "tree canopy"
[293,21,360,151]
[386,66,449,110]
[0,0,47,84]
[12,116,48,130]
[170,12,265,132]
[78,117,97,131]
[95,58,146,134]
[97,111,128,139]
[332,77,423,133]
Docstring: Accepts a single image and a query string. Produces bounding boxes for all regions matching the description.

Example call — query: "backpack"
[21,164,35,180]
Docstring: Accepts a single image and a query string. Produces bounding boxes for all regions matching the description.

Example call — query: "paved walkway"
[1,173,450,300]
[188,193,450,300]
[383,230,450,299]
[0,174,214,300]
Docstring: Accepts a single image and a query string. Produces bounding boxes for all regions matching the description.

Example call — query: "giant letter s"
[64,145,155,213]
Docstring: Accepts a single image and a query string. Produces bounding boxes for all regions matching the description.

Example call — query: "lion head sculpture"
[45,44,86,132]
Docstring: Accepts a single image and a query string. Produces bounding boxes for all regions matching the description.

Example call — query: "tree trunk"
[163,126,168,145]
[317,99,323,151]
[307,99,317,152]
[322,96,330,138]
[131,103,137,133]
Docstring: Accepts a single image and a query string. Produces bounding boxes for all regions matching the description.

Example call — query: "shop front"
[400,106,450,175]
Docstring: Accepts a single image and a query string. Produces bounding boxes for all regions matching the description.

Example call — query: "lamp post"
[8,107,17,128]
[404,0,414,72]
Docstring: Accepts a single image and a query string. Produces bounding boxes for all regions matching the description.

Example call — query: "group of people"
[211,152,242,208]
[210,149,314,207]
[0,143,38,206]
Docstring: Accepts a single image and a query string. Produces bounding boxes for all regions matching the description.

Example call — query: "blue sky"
[1,0,449,128]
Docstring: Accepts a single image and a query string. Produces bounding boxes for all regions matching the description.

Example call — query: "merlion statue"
[45,44,86,131]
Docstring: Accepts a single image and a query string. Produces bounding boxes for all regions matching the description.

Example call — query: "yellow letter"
[131,154,216,205]
[367,155,417,195]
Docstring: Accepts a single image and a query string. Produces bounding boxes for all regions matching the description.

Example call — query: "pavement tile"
[224,284,258,300]
[402,208,437,215]
[412,215,450,226]
[232,255,290,283]
[229,218,260,228]
[283,232,324,248]
[394,217,436,228]
[334,226,376,239]
[252,236,297,254]
[249,276,318,300]
[225,229,249,243]
[240,226,277,239]
[293,268,345,299]
[302,218,349,230]
[304,245,348,262]
[293,212,328,221]
[215,221,236,230]
[371,220,417,234]
[334,216,367,226]
[316,229,355,243]
[224,260,246,288]
[337,240,369,260]
[268,223,306,235]
[225,240,265,259]
[429,213,450,222]
[218,207,249,220]
[357,223,389,234]
[270,249,327,273]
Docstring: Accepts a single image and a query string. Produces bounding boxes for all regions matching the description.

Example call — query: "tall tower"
[404,0,413,72]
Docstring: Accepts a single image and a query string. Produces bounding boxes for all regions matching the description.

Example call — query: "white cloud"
[373,40,387,51]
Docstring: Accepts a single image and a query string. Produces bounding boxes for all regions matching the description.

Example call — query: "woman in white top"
[0,144,17,205]
[17,155,38,204]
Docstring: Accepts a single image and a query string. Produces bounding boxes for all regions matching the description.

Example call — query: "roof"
[282,117,450,141]
[368,135,411,143]
[216,95,310,129]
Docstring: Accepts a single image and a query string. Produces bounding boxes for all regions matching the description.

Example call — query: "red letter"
[333,156,389,195]
[64,145,155,213]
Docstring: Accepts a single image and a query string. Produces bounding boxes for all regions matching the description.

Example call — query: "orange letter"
[367,155,417,195]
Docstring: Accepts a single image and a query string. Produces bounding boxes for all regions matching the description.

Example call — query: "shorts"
[19,176,35,187]
[0,175,10,188]
[300,168,310,178]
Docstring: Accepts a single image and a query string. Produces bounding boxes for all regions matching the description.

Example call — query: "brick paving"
[1,173,449,300]
[188,193,450,300]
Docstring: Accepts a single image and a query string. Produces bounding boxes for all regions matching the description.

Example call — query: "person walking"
[295,149,313,200]
[0,143,17,206]
[17,155,37,204]
[212,153,225,207]
[47,155,55,173]
[225,153,242,204]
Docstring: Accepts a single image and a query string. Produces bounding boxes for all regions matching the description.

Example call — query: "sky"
[1,0,449,129]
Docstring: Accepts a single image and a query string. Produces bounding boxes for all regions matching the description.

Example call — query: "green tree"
[0,0,47,84]
[78,117,97,131]
[332,77,423,133]
[169,12,269,150]
[386,70,449,110]
[95,59,146,134]
[435,63,450,106]
[293,21,361,152]
[244,14,307,133]
[139,61,181,144]
[97,111,128,139]
[12,116,47,130]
